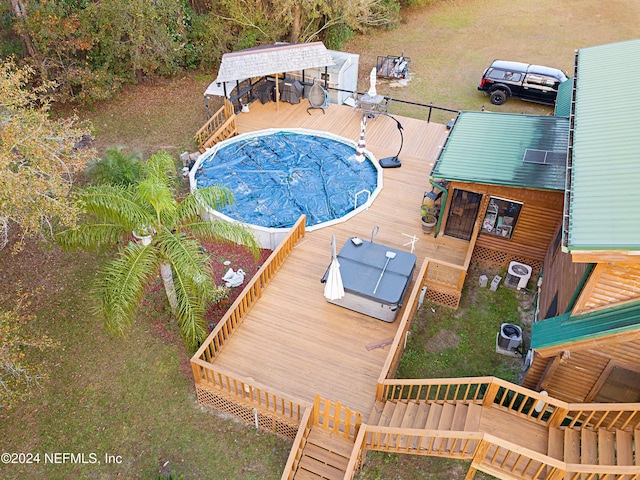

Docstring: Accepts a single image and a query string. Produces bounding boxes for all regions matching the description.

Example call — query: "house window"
[552,228,562,255]
[545,292,559,319]
[481,197,523,239]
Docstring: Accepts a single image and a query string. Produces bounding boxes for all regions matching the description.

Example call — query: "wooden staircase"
[293,428,355,480]
[364,398,640,480]
[284,381,640,480]
[548,426,639,470]
[367,400,483,455]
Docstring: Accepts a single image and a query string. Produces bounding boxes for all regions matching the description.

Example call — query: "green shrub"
[85,147,143,186]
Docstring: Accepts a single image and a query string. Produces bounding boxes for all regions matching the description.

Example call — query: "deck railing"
[280,406,313,480]
[280,396,362,480]
[564,403,640,431]
[473,434,640,480]
[192,361,308,421]
[192,215,306,364]
[375,258,431,398]
[377,376,640,431]
[379,376,492,404]
[313,395,362,440]
[425,259,467,292]
[194,98,237,152]
[190,216,307,428]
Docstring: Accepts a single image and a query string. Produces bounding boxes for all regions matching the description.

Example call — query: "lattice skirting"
[471,246,542,277]
[196,386,300,440]
[423,285,461,309]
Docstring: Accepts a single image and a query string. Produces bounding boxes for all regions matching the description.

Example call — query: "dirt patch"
[425,329,461,353]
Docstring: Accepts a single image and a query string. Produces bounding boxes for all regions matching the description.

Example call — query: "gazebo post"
[275,72,280,112]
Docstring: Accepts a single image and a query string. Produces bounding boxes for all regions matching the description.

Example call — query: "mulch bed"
[201,240,272,330]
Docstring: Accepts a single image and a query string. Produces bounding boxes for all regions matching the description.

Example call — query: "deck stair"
[293,427,355,480]
[364,398,640,480]
[547,426,639,469]
[366,399,483,456]
[283,382,640,480]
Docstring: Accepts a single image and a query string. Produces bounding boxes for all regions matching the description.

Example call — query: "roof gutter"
[561,49,579,253]
[430,178,448,237]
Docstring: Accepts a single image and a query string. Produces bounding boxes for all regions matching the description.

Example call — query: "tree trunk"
[160,262,178,314]
[289,3,301,43]
[9,0,40,61]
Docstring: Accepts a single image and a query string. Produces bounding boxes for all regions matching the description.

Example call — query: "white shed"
[288,50,359,105]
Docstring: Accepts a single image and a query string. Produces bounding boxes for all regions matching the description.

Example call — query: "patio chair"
[306,82,330,115]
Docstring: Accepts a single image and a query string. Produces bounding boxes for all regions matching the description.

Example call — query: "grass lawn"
[2,1,639,479]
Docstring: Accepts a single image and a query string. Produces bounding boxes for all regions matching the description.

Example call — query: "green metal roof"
[531,300,640,350]
[554,78,573,117]
[432,111,569,191]
[566,39,640,251]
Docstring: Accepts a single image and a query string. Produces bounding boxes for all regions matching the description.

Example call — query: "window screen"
[481,197,523,239]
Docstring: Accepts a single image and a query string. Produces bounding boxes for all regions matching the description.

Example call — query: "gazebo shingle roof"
[214,42,334,83]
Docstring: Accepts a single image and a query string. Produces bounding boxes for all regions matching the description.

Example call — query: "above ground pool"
[190,129,382,245]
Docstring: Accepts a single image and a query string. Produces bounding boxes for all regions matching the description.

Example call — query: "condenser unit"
[505,261,532,290]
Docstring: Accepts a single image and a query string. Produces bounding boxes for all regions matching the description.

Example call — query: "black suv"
[478,60,568,106]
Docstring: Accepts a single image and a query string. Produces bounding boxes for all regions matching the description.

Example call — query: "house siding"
[529,335,640,403]
[572,262,640,315]
[537,229,589,320]
[443,182,563,271]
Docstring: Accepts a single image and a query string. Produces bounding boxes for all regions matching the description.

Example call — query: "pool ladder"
[354,189,371,210]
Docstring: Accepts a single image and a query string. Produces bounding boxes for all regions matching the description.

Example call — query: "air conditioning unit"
[505,261,532,290]
[498,323,523,351]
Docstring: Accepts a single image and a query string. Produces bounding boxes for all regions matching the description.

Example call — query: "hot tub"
[325,238,417,322]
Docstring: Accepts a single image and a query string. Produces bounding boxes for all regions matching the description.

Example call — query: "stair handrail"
[478,433,640,479]
[365,425,484,458]
[343,425,367,480]
[195,98,236,151]
[378,376,640,430]
[476,433,567,479]
[280,406,313,480]
[565,402,640,430]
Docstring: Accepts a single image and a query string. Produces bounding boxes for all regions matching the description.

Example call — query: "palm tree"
[57,151,259,351]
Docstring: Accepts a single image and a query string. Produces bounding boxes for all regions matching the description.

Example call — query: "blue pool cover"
[194,131,379,229]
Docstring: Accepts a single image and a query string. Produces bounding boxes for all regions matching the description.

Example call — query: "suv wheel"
[490,90,507,105]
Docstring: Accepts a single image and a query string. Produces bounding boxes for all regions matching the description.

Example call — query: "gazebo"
[209,42,335,111]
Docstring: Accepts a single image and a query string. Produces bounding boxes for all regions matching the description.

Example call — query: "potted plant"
[421,207,438,233]
[421,212,437,234]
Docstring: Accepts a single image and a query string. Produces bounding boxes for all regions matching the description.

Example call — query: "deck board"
[206,100,461,415]
[478,407,548,455]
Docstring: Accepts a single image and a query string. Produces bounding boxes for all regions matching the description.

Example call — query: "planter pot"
[133,230,153,246]
[421,215,437,234]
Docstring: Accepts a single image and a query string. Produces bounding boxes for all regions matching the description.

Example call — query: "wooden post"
[537,351,570,391]
[275,73,280,112]
[547,406,570,428]
[482,382,500,407]
[466,439,491,480]
[463,466,477,480]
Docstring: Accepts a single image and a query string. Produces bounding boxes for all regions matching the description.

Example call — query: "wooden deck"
[203,100,465,415]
